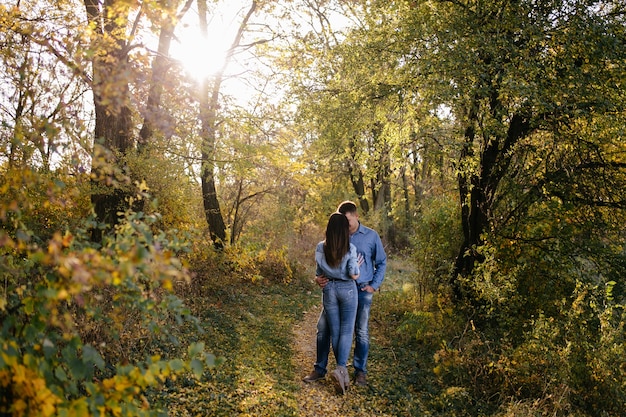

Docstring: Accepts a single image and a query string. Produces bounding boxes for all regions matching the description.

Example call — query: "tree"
[286,0,454,247]
[138,0,194,150]
[195,0,260,248]
[0,3,90,172]
[389,0,626,299]
[83,0,140,241]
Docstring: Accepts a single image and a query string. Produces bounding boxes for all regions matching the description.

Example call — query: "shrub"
[0,167,215,416]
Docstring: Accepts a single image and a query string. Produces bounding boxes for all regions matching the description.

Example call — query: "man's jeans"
[315,287,374,374]
[321,280,358,367]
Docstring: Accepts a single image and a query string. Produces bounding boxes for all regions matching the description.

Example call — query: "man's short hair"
[337,200,358,215]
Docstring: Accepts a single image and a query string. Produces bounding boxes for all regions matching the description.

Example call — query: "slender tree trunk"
[378,142,394,246]
[138,0,193,150]
[138,22,174,150]
[400,164,411,228]
[198,67,227,247]
[230,181,244,245]
[197,0,257,248]
[347,136,369,213]
[368,124,394,245]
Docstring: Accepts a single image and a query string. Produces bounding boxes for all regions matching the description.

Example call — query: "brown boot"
[354,371,367,387]
[302,369,325,383]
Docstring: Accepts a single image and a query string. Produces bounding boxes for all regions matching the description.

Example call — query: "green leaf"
[82,344,105,371]
[55,365,68,382]
[169,358,184,372]
[190,358,204,379]
[68,356,87,380]
[204,353,216,368]
[187,341,205,357]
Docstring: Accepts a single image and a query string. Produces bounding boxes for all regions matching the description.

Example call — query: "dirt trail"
[292,302,353,415]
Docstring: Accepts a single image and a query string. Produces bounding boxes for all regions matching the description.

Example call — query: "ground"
[291,296,416,417]
[166,258,429,416]
[292,303,347,416]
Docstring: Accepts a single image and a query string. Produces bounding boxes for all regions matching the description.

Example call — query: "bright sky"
[168,0,356,106]
[172,0,249,80]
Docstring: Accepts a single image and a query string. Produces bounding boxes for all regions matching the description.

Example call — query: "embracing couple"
[303,200,387,395]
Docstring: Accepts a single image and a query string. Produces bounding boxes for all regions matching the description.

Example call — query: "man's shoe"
[354,371,367,387]
[331,366,348,395]
[302,370,324,383]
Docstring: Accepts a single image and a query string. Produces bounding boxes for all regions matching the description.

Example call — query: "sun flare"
[170,1,248,81]
[173,30,230,80]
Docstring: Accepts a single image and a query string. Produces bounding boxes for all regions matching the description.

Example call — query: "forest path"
[292,301,349,415]
[289,259,420,416]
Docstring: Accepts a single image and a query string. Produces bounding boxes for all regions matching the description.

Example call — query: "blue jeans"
[321,280,357,367]
[314,286,373,374]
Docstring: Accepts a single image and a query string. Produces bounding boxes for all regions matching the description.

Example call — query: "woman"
[315,212,359,394]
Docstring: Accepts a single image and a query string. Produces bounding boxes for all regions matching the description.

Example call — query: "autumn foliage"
[2,0,626,416]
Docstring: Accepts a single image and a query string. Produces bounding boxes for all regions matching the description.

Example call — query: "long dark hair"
[323,212,350,267]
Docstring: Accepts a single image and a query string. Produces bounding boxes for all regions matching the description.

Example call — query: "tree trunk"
[400,164,411,226]
[138,21,174,150]
[347,136,370,213]
[367,124,394,245]
[138,0,194,150]
[198,56,227,247]
[452,96,530,298]
[84,0,135,242]
[197,0,257,248]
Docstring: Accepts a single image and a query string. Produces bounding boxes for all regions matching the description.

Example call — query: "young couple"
[304,201,387,395]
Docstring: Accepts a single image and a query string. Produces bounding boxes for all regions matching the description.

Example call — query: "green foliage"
[2,1,625,416]
[408,193,461,299]
[123,149,204,233]
[432,244,626,416]
[0,167,215,416]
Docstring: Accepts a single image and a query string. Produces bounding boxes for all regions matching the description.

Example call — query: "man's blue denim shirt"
[350,223,387,290]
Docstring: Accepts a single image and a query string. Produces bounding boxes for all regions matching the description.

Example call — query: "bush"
[409,193,461,302]
[0,167,215,416]
[433,279,626,416]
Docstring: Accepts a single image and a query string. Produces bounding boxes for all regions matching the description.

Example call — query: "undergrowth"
[155,253,441,416]
[143,247,625,417]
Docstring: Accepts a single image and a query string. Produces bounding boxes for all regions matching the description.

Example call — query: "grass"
[153,257,446,416]
[138,252,625,417]
[160,270,319,416]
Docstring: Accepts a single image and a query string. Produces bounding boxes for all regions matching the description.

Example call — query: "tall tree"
[138,0,194,150]
[196,0,258,248]
[83,0,138,241]
[392,0,626,298]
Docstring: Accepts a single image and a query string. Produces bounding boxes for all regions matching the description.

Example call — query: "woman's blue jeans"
[314,287,373,375]
[321,280,358,367]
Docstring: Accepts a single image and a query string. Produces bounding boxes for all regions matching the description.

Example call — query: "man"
[303,200,387,387]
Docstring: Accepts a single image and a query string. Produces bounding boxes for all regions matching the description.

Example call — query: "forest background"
[1,0,625,416]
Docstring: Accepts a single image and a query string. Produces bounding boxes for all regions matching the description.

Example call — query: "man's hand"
[360,284,375,293]
[315,274,329,288]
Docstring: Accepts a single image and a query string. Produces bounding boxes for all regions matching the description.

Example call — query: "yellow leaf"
[13,399,27,413]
